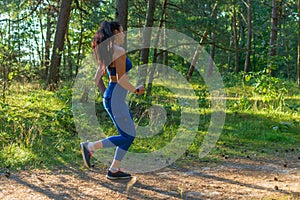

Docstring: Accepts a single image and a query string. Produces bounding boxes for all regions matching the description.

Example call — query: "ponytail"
[102,20,113,40]
[92,21,121,77]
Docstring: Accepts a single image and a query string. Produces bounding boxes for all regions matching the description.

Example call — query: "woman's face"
[113,26,125,45]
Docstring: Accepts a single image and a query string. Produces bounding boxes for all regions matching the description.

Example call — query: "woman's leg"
[90,98,135,150]
[81,97,136,178]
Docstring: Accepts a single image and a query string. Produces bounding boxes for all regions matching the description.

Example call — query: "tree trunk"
[76,5,84,77]
[227,42,232,72]
[232,0,239,73]
[2,19,11,102]
[163,31,169,74]
[115,0,128,31]
[298,0,300,87]
[146,0,167,97]
[269,0,279,75]
[252,36,256,72]
[34,27,42,67]
[244,0,252,73]
[44,5,52,81]
[186,3,218,81]
[66,27,72,81]
[138,0,156,86]
[47,0,72,90]
[39,15,45,75]
[207,33,216,77]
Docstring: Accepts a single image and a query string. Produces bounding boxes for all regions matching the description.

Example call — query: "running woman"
[80,21,145,180]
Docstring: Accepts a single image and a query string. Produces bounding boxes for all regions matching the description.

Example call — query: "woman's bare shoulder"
[113,45,126,59]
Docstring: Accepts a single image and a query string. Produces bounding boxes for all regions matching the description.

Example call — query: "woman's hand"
[134,85,145,95]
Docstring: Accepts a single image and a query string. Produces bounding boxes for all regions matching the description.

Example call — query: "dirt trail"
[0,157,299,200]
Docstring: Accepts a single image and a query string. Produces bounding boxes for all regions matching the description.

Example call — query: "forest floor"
[0,152,299,200]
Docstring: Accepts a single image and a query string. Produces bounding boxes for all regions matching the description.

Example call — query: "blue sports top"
[103,57,132,100]
[106,57,132,76]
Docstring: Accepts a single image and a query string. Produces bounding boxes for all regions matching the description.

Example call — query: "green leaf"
[245,75,251,82]
[8,72,14,81]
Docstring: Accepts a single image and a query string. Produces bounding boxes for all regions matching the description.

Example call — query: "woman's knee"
[120,138,134,151]
[124,134,135,145]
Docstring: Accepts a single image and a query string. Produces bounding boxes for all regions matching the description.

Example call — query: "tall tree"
[186,3,218,81]
[244,0,252,73]
[232,0,239,73]
[298,0,300,87]
[207,32,216,77]
[138,0,156,86]
[146,0,167,96]
[115,0,128,31]
[44,4,55,81]
[47,0,72,89]
[66,26,72,81]
[75,1,84,77]
[269,0,279,75]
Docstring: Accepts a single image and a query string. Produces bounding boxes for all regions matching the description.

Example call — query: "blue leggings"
[101,97,136,161]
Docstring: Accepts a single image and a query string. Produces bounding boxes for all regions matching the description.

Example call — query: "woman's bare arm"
[114,48,137,93]
[94,65,106,94]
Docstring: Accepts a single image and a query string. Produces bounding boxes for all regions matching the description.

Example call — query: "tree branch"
[74,0,88,15]
[0,0,42,23]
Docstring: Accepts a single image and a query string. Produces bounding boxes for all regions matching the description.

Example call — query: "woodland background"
[0,0,299,91]
[0,0,299,175]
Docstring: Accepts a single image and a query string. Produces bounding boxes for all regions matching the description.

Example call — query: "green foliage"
[0,79,299,171]
[223,70,289,111]
[0,0,299,85]
[222,72,245,88]
[0,0,300,171]
[251,69,288,108]
[0,83,78,170]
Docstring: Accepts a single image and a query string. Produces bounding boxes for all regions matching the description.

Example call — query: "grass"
[0,83,80,170]
[210,81,300,162]
[0,79,299,171]
[216,110,299,155]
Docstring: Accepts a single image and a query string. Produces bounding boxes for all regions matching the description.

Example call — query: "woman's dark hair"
[92,21,121,72]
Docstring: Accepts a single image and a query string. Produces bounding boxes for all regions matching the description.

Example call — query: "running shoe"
[106,170,132,180]
[80,142,93,168]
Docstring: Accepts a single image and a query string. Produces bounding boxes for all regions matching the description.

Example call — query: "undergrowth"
[0,74,299,171]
